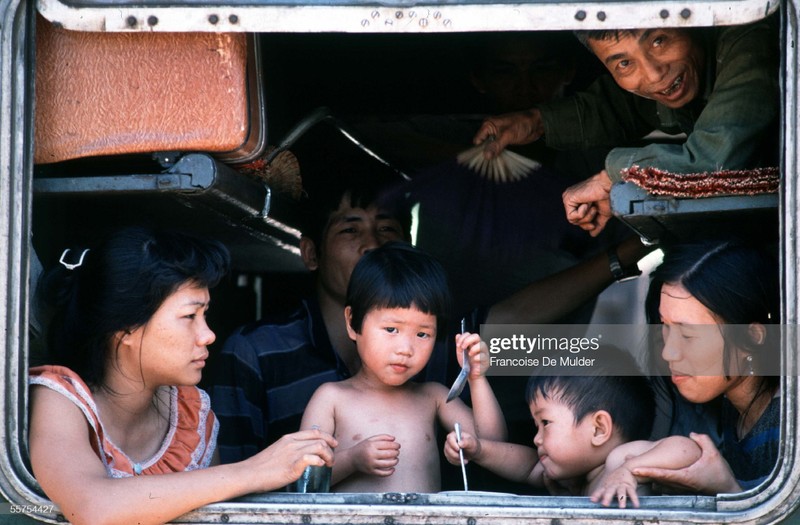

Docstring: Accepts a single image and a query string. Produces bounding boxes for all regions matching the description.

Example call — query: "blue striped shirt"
[209,299,349,463]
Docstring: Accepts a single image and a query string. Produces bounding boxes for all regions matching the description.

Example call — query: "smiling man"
[473,17,779,236]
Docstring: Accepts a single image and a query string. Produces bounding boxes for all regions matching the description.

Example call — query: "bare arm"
[609,436,703,473]
[631,432,742,495]
[443,431,542,487]
[30,386,335,525]
[486,235,653,324]
[458,332,506,441]
[590,437,702,508]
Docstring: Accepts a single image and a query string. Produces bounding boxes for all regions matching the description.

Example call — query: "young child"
[445,346,702,507]
[300,242,506,492]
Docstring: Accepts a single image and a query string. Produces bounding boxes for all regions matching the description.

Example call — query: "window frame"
[0,0,799,522]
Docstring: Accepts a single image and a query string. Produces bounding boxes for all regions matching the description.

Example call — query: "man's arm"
[472,109,546,159]
[486,235,652,324]
[474,75,656,160]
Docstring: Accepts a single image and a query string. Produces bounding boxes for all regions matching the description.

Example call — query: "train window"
[0,0,797,523]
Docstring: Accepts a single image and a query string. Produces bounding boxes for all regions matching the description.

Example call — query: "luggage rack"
[610,181,780,245]
[31,107,411,273]
[32,153,304,273]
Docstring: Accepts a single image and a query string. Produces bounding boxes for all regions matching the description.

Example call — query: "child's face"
[347,306,437,387]
[529,392,597,480]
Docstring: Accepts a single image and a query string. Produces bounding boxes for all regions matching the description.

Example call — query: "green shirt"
[538,15,779,181]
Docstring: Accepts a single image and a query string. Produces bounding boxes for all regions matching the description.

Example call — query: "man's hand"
[562,170,613,237]
[473,109,545,159]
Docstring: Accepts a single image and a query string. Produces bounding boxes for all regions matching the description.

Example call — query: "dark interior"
[29,27,781,497]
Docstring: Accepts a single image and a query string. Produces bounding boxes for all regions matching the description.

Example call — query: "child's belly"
[334,433,441,493]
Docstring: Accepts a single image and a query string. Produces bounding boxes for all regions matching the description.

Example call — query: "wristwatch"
[607,246,642,282]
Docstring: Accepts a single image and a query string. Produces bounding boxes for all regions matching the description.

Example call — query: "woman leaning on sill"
[28,227,336,525]
[638,238,780,493]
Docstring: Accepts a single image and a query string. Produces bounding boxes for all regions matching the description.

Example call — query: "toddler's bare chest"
[335,393,439,452]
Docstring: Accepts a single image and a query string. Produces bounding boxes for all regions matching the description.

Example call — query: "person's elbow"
[54,503,122,525]
[670,435,704,465]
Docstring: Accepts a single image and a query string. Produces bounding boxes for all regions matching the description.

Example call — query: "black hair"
[525,345,655,442]
[345,242,451,340]
[289,122,412,249]
[41,226,230,387]
[297,178,413,251]
[573,29,639,50]
[644,239,780,407]
[573,27,700,51]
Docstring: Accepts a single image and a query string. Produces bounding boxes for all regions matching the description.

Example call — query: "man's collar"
[302,298,352,379]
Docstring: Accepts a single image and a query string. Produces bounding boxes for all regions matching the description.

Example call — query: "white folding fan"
[456,136,541,183]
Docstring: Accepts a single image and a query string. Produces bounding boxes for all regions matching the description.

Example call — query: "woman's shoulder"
[30,365,90,390]
[143,385,217,475]
[174,385,217,434]
[29,365,97,414]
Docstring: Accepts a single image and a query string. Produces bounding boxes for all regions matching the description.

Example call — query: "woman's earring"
[746,355,755,376]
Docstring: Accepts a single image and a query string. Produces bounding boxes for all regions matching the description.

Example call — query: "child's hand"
[350,434,400,477]
[590,466,640,509]
[454,332,490,379]
[443,429,481,465]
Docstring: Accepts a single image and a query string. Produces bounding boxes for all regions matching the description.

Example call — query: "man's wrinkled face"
[314,196,406,304]
[589,28,704,109]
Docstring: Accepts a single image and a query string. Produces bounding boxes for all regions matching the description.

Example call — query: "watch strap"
[607,246,642,282]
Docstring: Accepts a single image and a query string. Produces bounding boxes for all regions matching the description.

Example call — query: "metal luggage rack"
[32,152,305,273]
[609,181,780,245]
[31,107,411,273]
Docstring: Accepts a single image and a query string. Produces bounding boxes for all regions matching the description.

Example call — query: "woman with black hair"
[28,227,336,525]
[634,239,780,493]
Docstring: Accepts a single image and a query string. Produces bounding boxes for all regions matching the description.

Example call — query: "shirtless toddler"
[300,242,506,492]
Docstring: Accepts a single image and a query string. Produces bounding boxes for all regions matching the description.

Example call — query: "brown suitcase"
[34,15,265,165]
